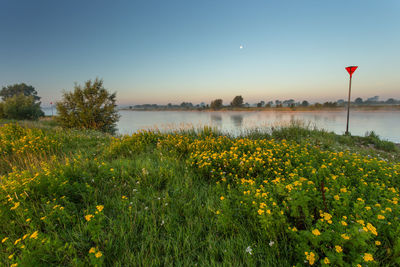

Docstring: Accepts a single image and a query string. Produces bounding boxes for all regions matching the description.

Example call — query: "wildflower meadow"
[1,122,399,266]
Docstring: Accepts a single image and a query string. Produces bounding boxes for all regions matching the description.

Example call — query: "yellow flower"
[96,205,104,212]
[220,196,224,200]
[8,254,14,259]
[334,195,340,201]
[23,234,29,240]
[335,245,343,253]
[377,214,385,220]
[40,216,46,220]
[30,231,39,239]
[85,214,94,221]
[10,202,20,210]
[89,247,96,254]
[26,218,31,222]
[375,240,381,246]
[312,229,321,236]
[95,251,103,258]
[14,238,21,245]
[110,168,114,172]
[292,227,297,232]
[11,263,18,267]
[2,237,8,243]
[305,251,315,265]
[363,253,374,262]
[341,221,347,226]
[323,257,330,264]
[366,223,377,236]
[257,209,264,215]
[341,234,350,240]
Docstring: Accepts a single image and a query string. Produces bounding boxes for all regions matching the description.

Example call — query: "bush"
[1,94,44,120]
[56,78,120,134]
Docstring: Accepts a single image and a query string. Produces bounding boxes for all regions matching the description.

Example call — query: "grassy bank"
[1,121,399,266]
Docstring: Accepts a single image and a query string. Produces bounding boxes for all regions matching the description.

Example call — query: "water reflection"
[210,114,222,126]
[230,114,244,127]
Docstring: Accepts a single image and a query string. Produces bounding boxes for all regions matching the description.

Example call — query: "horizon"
[1,0,400,105]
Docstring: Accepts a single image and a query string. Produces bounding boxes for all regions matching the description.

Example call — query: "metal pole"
[345,75,352,135]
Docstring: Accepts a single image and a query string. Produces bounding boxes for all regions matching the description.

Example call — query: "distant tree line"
[128,95,400,111]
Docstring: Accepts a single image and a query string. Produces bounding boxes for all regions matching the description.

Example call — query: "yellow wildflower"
[95,251,103,258]
[89,247,96,254]
[341,234,350,240]
[377,214,385,220]
[375,240,381,246]
[30,231,39,239]
[10,202,20,210]
[85,214,94,221]
[220,196,224,200]
[366,223,377,236]
[334,195,340,201]
[323,257,330,264]
[312,229,321,236]
[305,251,315,265]
[335,245,343,253]
[2,237,8,243]
[14,238,21,245]
[363,253,374,262]
[96,205,104,212]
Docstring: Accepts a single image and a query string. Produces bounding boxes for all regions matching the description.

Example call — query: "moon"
[239,45,244,49]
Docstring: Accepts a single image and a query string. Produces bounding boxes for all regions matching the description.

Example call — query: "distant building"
[367,96,379,102]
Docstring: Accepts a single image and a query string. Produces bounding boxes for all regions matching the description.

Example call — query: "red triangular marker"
[346,66,358,77]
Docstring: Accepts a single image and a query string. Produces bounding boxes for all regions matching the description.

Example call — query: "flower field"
[1,122,399,266]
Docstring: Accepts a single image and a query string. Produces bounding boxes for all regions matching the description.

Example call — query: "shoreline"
[120,105,400,113]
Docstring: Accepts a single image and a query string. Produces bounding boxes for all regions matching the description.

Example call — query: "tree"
[355,97,363,104]
[386,98,396,104]
[1,94,44,120]
[1,83,41,101]
[301,100,309,107]
[210,99,223,110]
[231,95,244,107]
[56,78,119,134]
[256,101,265,107]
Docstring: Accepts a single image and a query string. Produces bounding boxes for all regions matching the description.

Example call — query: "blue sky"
[1,0,399,105]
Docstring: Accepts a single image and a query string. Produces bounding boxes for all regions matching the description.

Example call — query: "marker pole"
[345,75,352,135]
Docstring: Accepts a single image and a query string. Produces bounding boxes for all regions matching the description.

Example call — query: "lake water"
[41,108,400,142]
[116,110,400,143]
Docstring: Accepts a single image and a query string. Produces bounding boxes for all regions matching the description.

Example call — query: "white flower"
[145,206,148,210]
[161,220,164,226]
[246,246,252,255]
[269,241,275,247]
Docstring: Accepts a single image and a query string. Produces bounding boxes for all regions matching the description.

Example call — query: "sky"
[1,0,399,106]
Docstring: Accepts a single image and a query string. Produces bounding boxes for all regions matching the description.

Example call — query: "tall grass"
[0,121,399,266]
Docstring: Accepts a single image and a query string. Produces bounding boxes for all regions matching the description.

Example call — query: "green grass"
[1,120,399,266]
